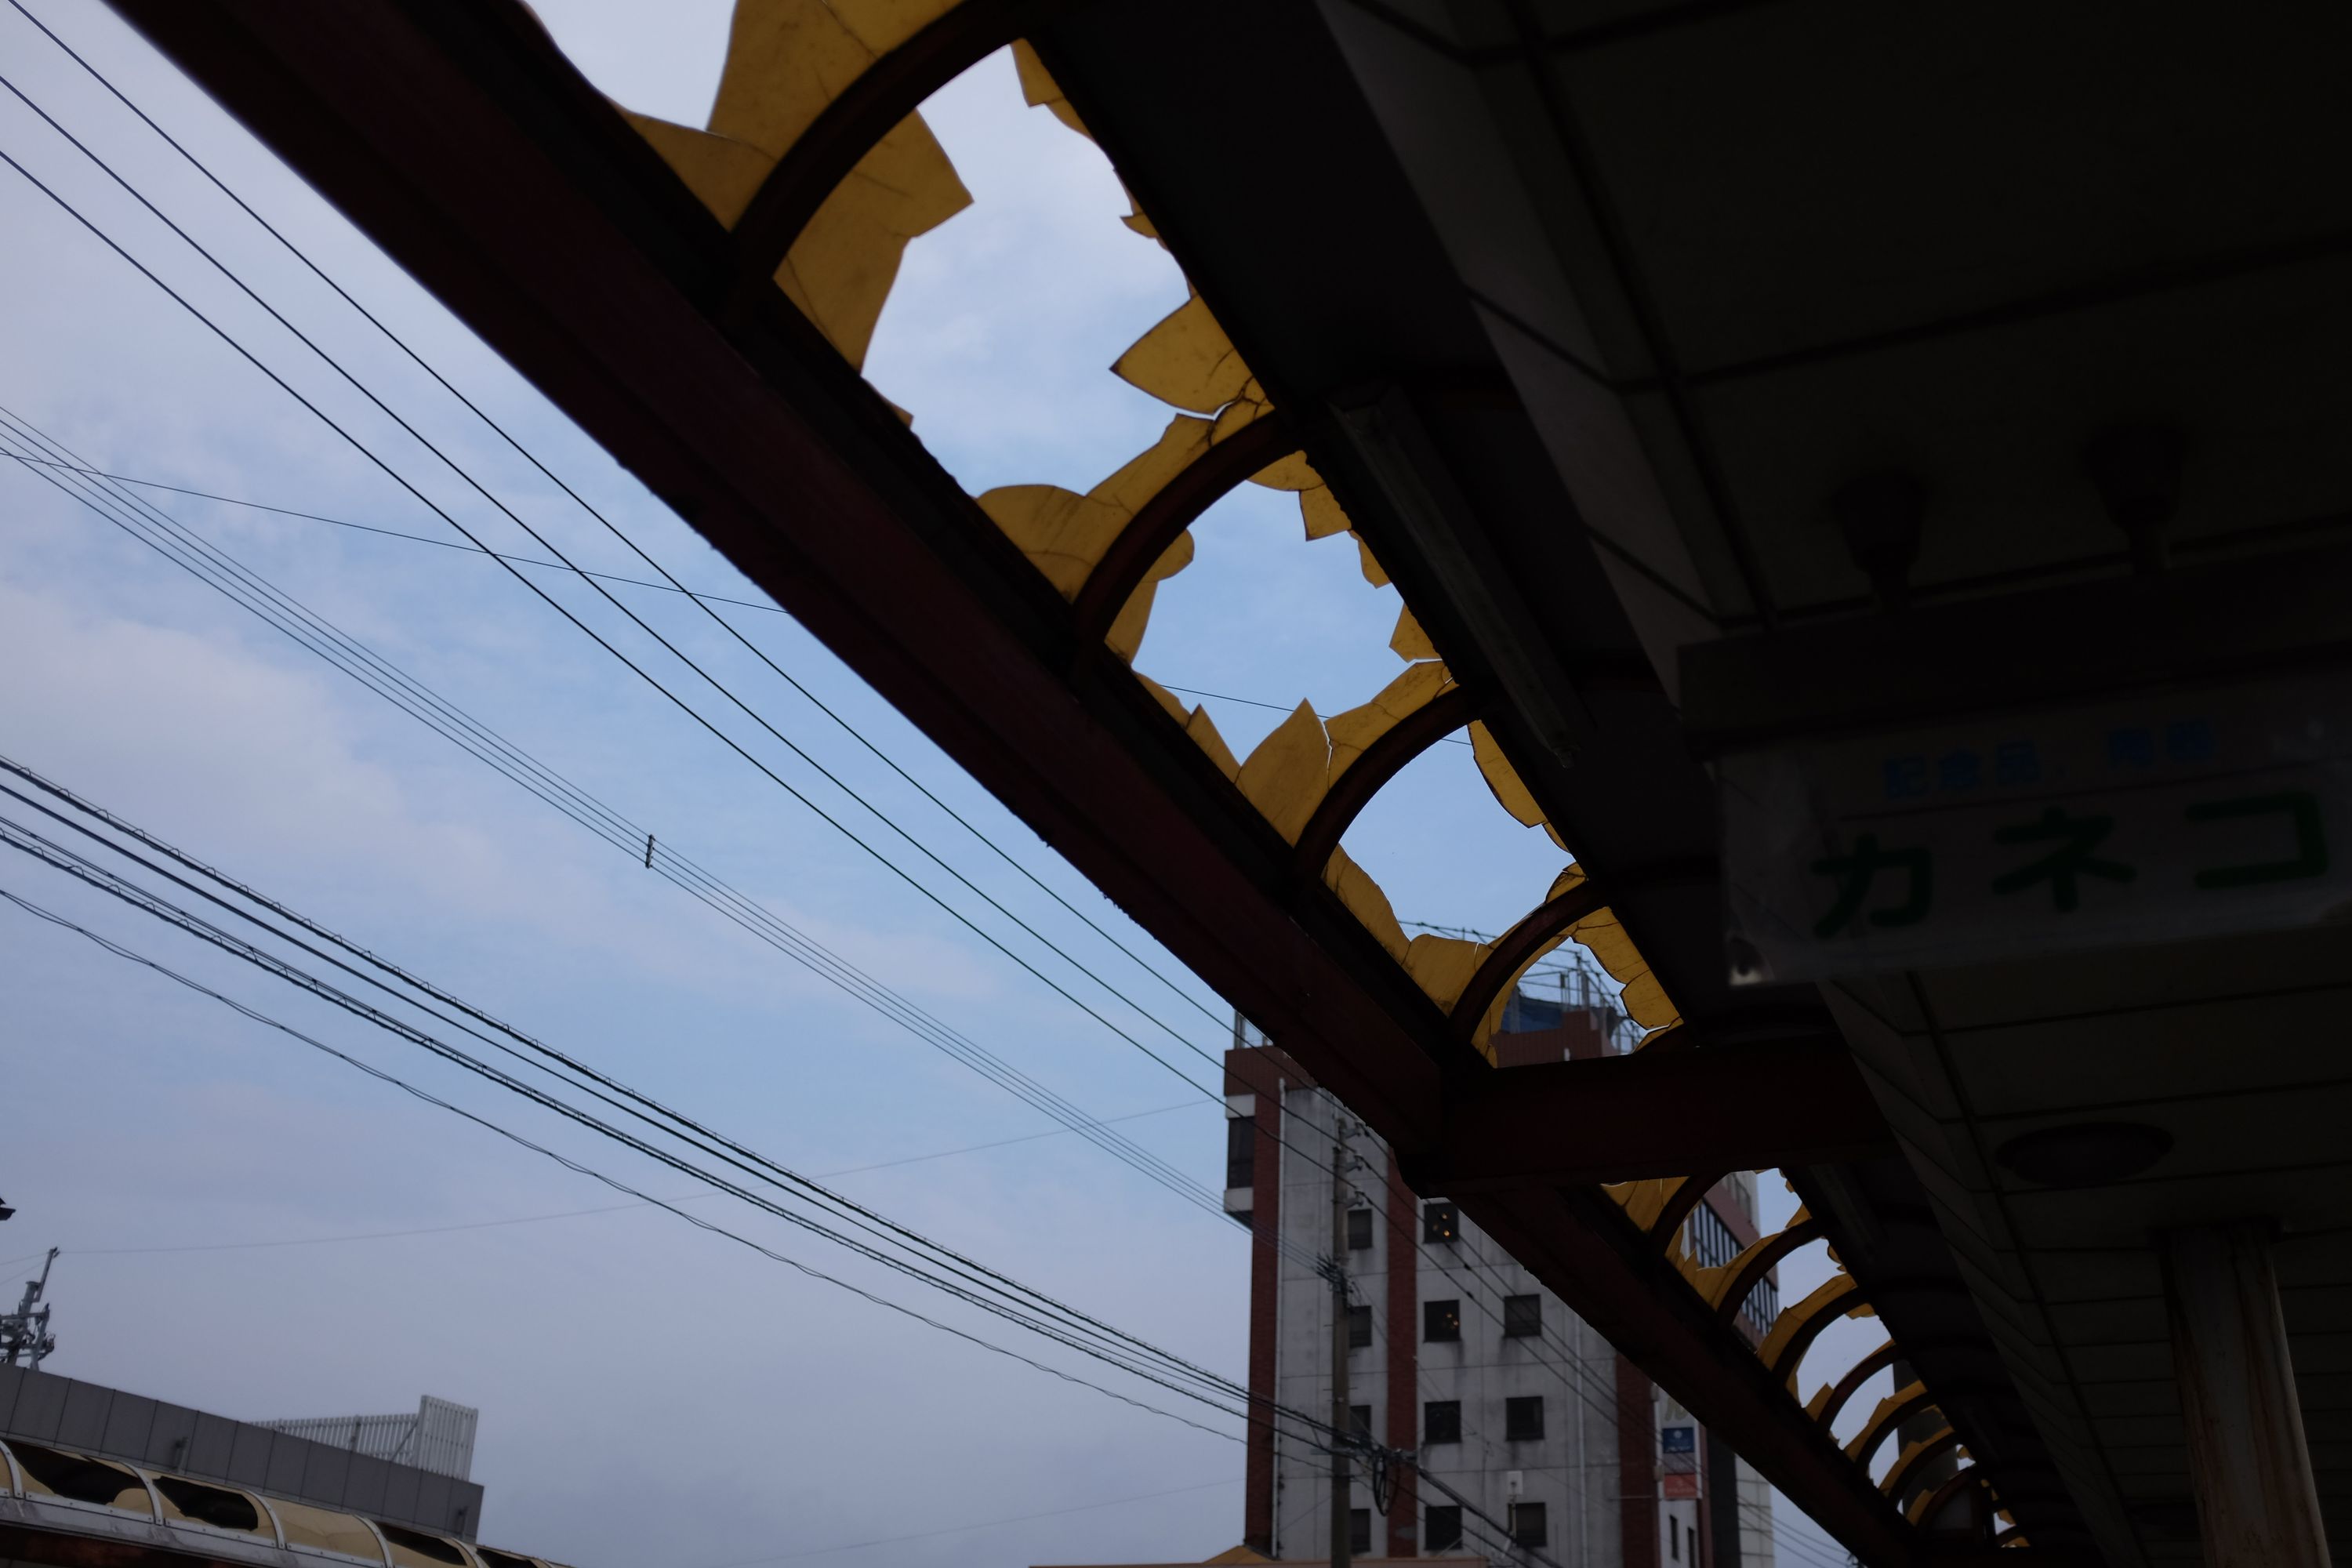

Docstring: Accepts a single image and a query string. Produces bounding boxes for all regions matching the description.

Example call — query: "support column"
[1617,1352,1660,1568]
[2161,1221,2330,1567]
[1385,1152,1420,1559]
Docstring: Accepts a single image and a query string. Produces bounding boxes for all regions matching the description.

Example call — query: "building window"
[1688,1200,1780,1338]
[1349,1508,1371,1555]
[1425,1505,1463,1552]
[1423,1298,1461,1342]
[1505,1395,1544,1441]
[1423,1201,1459,1243]
[1687,1201,1728,1268]
[1347,1304,1372,1350]
[1225,1115,1254,1190]
[1424,1399,1461,1445]
[1671,1516,1681,1559]
[1503,1293,1541,1338]
[1512,1500,1548,1548]
[1347,1207,1374,1250]
[1350,1404,1373,1439]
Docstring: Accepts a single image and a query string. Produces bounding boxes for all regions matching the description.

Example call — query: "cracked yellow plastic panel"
[1604,1174,1690,1234]
[1227,664,1457,851]
[710,0,957,158]
[638,14,1628,1051]
[1806,1337,1889,1422]
[1888,1431,1961,1501]
[1847,1381,1933,1462]
[621,111,775,225]
[979,416,1210,660]
[1253,455,1388,586]
[1399,933,1483,1014]
[1327,662,1451,780]
[1552,882,1682,1037]
[1185,705,1243,782]
[1391,604,1438,662]
[779,113,971,367]
[619,2,970,370]
[1759,1274,1863,1388]
[1114,293,1257,416]
[1235,702,1331,845]
[1323,845,1409,963]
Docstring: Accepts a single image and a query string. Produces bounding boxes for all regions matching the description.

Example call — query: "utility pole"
[1329,1101,1353,1568]
[1,1248,59,1370]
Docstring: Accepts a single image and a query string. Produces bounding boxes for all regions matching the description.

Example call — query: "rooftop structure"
[0,1365,483,1541]
[259,1399,479,1486]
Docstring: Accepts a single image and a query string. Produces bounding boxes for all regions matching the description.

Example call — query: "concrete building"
[1226,1007,1776,1566]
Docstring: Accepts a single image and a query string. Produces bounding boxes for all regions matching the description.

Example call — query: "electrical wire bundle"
[0,753,1317,1448]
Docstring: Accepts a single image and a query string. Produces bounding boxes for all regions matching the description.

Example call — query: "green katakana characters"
[1810,834,1933,937]
[2187,790,2327,887]
[1991,805,2135,911]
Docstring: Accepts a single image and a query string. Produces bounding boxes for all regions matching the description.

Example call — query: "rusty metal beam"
[1405,1036,1896,1192]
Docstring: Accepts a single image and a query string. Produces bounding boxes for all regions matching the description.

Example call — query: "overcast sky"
[0,5,1875,1565]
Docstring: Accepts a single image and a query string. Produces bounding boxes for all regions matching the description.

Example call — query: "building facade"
[1226,1018,1776,1566]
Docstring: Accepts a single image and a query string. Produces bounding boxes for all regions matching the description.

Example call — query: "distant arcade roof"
[0,1433,568,1568]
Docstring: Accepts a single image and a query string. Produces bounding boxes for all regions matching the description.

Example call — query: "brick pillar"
[1617,1352,1660,1568]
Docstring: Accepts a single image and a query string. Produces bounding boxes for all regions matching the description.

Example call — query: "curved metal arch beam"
[1881,1428,1963,1508]
[1907,1461,1983,1529]
[1759,1274,1864,1391]
[1294,684,1479,878]
[1445,876,1611,1048]
[1070,411,1299,653]
[1845,1382,1940,1470]
[720,0,1076,312]
[1712,1216,1822,1325]
[1648,1167,1726,1254]
[1808,1339,1900,1430]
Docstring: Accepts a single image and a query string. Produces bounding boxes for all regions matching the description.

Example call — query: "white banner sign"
[1722,679,2352,981]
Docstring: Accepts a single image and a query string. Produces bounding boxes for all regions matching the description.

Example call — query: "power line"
[0,116,1241,1143]
[2,0,1240,1040]
[0,402,1323,1278]
[0,423,1246,1246]
[0,19,1472,1299]
[1157,681,1474,747]
[0,728,1321,1276]
[0,449,1436,765]
[0,52,1239,1091]
[0,877,1254,1443]
[2,452,784,610]
[0,825,1348,1446]
[54,1099,1200,1258]
[1,771,1350,1443]
[0,802,1275,1420]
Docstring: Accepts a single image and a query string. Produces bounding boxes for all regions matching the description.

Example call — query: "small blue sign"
[1661,1425,1695,1454]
